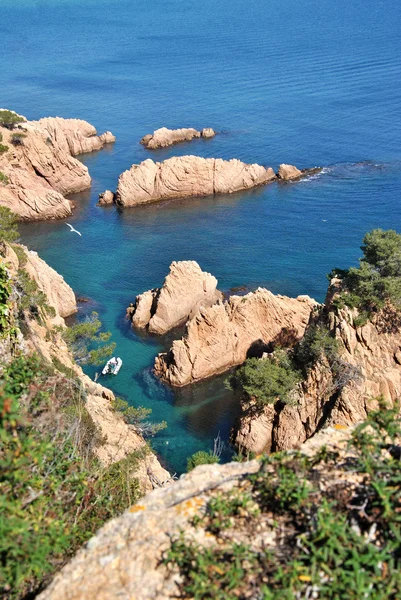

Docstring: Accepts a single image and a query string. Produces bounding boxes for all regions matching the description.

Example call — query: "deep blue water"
[2,0,401,473]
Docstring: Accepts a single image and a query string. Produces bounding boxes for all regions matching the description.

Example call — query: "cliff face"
[127,260,222,335]
[1,243,169,493]
[235,298,401,454]
[0,112,115,220]
[154,289,317,386]
[115,155,276,206]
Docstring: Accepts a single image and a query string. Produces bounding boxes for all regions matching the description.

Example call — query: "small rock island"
[140,126,216,149]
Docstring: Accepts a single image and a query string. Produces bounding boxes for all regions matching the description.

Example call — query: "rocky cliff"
[127,260,222,335]
[140,126,216,149]
[1,243,169,492]
[235,287,401,454]
[115,155,276,206]
[154,288,317,386]
[0,111,115,220]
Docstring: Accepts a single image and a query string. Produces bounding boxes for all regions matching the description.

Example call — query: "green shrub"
[112,396,167,437]
[0,171,9,185]
[0,144,9,155]
[330,228,401,319]
[62,311,116,366]
[0,110,25,130]
[16,268,56,323]
[0,208,19,243]
[10,133,26,146]
[228,350,301,408]
[294,323,340,372]
[187,450,219,471]
[11,244,27,267]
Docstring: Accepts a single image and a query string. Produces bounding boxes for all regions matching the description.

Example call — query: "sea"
[1,0,401,473]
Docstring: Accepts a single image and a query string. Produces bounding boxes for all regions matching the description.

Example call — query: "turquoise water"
[2,0,401,473]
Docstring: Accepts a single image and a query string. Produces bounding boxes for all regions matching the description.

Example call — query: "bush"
[187,450,219,471]
[330,228,401,319]
[0,171,9,185]
[112,396,167,437]
[62,311,116,366]
[0,110,25,130]
[294,323,340,372]
[0,208,19,243]
[228,350,301,408]
[0,144,8,155]
[10,133,26,146]
[16,268,56,323]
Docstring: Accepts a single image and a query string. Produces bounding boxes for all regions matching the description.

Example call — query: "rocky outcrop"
[277,163,302,180]
[154,288,317,386]
[140,127,216,149]
[97,190,115,205]
[37,425,355,600]
[127,261,222,335]
[235,293,401,454]
[1,243,169,493]
[0,112,115,220]
[115,156,276,206]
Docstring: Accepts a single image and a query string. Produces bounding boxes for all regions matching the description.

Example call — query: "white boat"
[102,357,122,375]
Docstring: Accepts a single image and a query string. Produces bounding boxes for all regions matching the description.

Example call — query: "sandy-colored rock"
[140,127,215,149]
[0,112,115,220]
[277,164,303,180]
[235,290,401,454]
[116,156,276,206]
[154,288,317,386]
[23,248,77,318]
[97,190,115,205]
[127,261,222,335]
[32,117,116,156]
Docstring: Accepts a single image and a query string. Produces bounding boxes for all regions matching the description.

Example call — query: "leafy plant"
[0,110,25,130]
[187,450,219,471]
[16,268,56,323]
[62,311,115,366]
[0,208,19,244]
[10,133,26,146]
[112,396,167,437]
[0,171,9,185]
[0,144,9,155]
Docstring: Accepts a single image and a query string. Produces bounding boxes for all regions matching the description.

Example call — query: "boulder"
[116,156,276,206]
[277,164,303,181]
[127,261,222,335]
[140,126,215,149]
[31,117,116,156]
[154,288,317,386]
[97,190,115,206]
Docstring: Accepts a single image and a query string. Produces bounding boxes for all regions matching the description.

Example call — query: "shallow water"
[2,0,401,473]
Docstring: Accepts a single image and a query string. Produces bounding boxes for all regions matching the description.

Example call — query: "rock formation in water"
[115,155,276,206]
[154,288,317,386]
[0,110,115,220]
[97,190,115,205]
[277,163,303,180]
[127,261,223,335]
[140,126,216,149]
[234,282,401,454]
[1,242,169,491]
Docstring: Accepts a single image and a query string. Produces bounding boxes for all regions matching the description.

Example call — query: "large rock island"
[115,155,276,206]
[154,287,317,386]
[0,110,115,220]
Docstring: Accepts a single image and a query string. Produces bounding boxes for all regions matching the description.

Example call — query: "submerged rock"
[116,155,276,206]
[154,288,317,386]
[127,260,222,335]
[0,111,115,220]
[140,126,216,149]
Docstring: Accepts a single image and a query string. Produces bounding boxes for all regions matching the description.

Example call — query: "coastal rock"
[235,294,401,455]
[277,164,303,180]
[97,190,115,205]
[127,261,222,335]
[32,117,116,156]
[140,127,215,149]
[116,156,276,206]
[0,112,115,220]
[154,288,317,386]
[37,426,354,600]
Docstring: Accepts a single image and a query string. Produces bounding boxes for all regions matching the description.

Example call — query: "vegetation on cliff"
[166,403,401,599]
